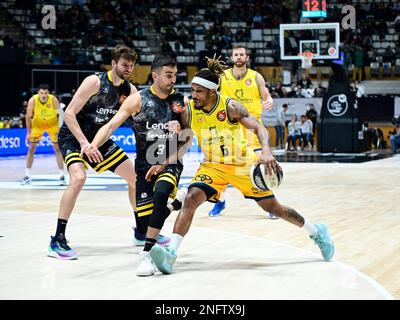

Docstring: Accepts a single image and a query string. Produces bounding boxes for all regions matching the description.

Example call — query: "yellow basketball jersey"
[189,94,254,165]
[32,94,58,128]
[220,68,262,119]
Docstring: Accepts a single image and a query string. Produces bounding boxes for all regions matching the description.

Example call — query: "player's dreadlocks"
[194,54,228,86]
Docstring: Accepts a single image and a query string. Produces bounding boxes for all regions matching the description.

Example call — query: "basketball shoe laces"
[56,235,72,251]
[310,233,327,247]
[164,246,176,256]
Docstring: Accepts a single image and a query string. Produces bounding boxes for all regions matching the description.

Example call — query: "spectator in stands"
[294,85,308,98]
[286,83,297,98]
[353,46,364,82]
[2,118,11,129]
[350,80,365,98]
[390,117,400,154]
[300,114,314,151]
[11,119,24,129]
[133,21,145,40]
[314,87,323,98]
[286,114,301,151]
[19,100,28,124]
[273,82,285,98]
[297,73,312,89]
[305,103,318,136]
[271,104,286,149]
[306,83,315,98]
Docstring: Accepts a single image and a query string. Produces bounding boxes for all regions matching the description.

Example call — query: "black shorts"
[59,135,129,173]
[135,159,183,218]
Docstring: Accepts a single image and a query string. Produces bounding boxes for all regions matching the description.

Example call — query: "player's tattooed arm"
[227,99,269,149]
[227,99,280,175]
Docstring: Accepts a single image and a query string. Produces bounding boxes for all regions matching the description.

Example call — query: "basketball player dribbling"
[208,45,277,219]
[148,56,334,275]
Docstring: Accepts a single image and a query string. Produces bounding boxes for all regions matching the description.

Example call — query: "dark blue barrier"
[0,127,200,157]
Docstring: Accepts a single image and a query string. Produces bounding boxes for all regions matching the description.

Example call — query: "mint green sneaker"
[132,228,171,247]
[150,244,177,274]
[310,223,334,261]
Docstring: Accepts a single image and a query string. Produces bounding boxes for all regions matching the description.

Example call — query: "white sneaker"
[136,251,156,277]
[20,176,31,185]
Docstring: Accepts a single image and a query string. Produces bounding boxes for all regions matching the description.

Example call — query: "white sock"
[25,168,31,177]
[302,219,318,236]
[59,169,65,177]
[167,203,174,213]
[170,233,183,251]
[219,190,226,202]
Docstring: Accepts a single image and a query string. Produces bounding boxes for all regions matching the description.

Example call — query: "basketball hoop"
[299,51,314,69]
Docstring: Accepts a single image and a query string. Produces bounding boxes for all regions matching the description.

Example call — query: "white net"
[300,52,314,69]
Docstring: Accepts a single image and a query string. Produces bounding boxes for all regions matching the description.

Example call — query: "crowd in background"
[2,0,400,76]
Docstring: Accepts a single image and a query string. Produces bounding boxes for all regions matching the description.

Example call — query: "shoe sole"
[48,248,78,260]
[208,213,221,217]
[150,245,176,274]
[136,270,155,277]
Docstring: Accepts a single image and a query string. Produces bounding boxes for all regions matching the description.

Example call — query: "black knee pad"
[148,181,175,230]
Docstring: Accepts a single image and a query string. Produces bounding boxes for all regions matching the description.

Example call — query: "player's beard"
[161,83,174,95]
[116,68,130,81]
[193,99,203,109]
[234,60,245,68]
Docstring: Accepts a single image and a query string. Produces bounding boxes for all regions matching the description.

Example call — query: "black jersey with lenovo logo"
[132,87,184,166]
[59,71,131,141]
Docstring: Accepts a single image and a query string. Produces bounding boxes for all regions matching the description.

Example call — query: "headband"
[192,76,219,90]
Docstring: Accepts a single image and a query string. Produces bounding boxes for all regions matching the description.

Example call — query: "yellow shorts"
[190,160,274,203]
[29,125,59,143]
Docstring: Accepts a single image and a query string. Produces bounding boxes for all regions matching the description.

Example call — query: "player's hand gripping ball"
[250,162,283,190]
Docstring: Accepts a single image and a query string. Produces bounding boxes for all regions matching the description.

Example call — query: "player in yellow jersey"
[148,56,334,275]
[209,45,276,218]
[21,84,66,185]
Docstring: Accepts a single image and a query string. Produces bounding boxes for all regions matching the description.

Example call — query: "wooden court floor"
[0,153,399,299]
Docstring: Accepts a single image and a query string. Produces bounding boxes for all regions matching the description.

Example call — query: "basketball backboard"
[279,23,340,60]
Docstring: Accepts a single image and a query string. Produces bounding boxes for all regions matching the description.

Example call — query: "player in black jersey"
[83,55,191,276]
[48,45,139,260]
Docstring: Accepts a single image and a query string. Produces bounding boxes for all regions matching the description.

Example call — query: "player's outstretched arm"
[83,93,142,163]
[227,99,280,174]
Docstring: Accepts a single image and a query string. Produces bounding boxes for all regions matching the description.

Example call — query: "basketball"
[250,163,283,191]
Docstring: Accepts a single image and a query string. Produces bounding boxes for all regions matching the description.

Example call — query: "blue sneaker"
[48,236,78,260]
[133,227,171,247]
[208,200,226,217]
[310,223,335,261]
[150,244,177,274]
